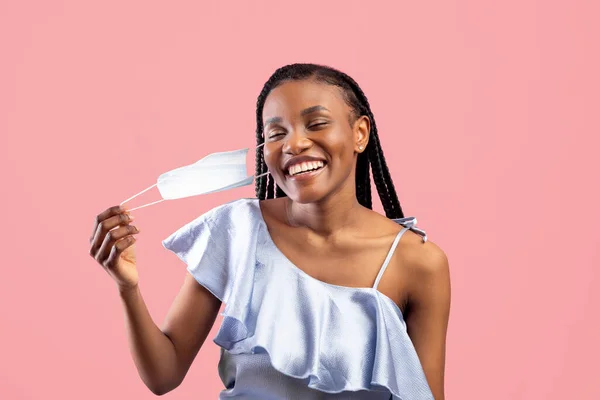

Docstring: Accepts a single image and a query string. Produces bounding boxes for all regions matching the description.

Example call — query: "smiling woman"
[89,63,451,400]
[254,65,403,216]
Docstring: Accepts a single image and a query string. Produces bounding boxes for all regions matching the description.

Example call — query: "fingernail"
[128,214,135,221]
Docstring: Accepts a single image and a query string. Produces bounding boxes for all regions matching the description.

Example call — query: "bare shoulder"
[358,209,450,308]
[402,234,449,277]
[382,217,450,302]
[397,232,451,314]
[357,208,449,274]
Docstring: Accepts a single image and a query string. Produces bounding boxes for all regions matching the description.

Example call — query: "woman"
[89,63,451,399]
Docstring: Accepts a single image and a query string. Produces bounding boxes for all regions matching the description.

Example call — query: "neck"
[287,187,363,237]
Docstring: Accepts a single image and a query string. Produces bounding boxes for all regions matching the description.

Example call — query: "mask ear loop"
[122,196,164,212]
[119,183,157,206]
[120,143,270,212]
[120,183,160,209]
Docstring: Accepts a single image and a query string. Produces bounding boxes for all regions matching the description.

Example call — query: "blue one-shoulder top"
[162,198,433,399]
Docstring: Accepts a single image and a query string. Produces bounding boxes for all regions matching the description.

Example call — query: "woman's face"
[262,79,369,204]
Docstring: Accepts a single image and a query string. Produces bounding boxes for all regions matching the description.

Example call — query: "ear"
[354,115,370,153]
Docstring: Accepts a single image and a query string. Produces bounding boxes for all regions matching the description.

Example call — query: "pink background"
[1,1,599,399]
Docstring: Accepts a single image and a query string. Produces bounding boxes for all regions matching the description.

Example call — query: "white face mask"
[120,146,268,212]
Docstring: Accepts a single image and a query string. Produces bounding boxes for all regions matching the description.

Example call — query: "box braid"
[254,63,404,219]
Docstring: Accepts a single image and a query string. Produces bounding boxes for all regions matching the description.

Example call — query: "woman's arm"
[90,205,223,395]
[404,241,451,400]
[120,272,221,395]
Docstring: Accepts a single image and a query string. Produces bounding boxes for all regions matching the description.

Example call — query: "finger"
[94,224,139,265]
[90,212,134,257]
[105,235,137,270]
[90,205,128,243]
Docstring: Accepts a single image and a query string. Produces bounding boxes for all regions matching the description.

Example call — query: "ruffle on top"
[163,198,434,400]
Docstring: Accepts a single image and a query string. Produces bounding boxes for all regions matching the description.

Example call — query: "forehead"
[262,80,349,121]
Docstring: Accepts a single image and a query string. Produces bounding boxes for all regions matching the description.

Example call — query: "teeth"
[288,160,325,176]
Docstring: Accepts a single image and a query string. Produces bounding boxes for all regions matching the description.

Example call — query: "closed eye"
[268,131,286,139]
[308,122,329,130]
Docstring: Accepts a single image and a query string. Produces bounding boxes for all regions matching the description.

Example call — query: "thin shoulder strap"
[392,216,428,243]
[372,227,409,290]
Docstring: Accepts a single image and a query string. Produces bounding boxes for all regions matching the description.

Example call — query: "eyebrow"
[264,105,330,128]
[264,116,283,128]
[301,105,330,116]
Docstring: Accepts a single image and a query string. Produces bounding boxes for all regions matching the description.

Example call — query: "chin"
[281,182,332,205]
[275,167,335,204]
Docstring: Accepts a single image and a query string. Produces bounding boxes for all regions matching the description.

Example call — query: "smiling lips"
[287,160,326,176]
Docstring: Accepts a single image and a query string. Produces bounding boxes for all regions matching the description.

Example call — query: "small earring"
[358,145,364,151]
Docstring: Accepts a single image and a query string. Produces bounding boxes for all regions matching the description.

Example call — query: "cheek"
[324,130,354,162]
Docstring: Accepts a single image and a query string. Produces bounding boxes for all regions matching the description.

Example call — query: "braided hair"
[255,63,404,219]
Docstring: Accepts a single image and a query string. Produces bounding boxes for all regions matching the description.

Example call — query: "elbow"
[149,388,167,396]
[148,384,168,396]
[147,382,177,396]
[144,376,182,396]
[150,388,169,397]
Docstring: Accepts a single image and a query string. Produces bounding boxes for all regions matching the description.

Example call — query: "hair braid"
[255,134,267,199]
[355,150,372,209]
[336,75,404,219]
[275,185,286,198]
[266,173,275,199]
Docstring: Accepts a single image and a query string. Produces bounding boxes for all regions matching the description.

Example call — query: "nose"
[282,129,313,155]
